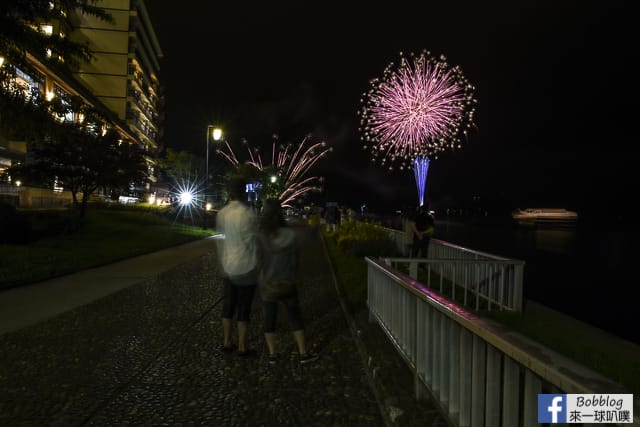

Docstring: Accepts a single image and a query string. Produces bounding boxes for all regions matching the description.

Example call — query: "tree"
[7,103,149,217]
[221,163,262,203]
[107,140,150,200]
[157,148,203,185]
[0,0,111,70]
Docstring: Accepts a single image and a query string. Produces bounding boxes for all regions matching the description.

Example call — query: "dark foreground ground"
[0,226,448,426]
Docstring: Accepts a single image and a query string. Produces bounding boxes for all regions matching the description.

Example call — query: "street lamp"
[204,125,223,229]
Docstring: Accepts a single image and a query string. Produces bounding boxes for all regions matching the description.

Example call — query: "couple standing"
[215,177,318,364]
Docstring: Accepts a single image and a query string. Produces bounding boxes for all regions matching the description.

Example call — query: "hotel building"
[0,0,163,207]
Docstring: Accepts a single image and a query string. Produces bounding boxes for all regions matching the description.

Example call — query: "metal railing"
[383,227,524,312]
[366,256,636,427]
[382,257,524,312]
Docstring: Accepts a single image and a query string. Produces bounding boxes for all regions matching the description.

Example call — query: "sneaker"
[237,349,258,358]
[267,353,281,365]
[299,352,319,364]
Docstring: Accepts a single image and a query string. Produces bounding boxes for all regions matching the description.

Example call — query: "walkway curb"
[0,236,219,335]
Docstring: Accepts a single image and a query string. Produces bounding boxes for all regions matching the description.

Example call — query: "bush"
[25,209,82,240]
[0,202,30,244]
[330,221,399,257]
[307,213,321,226]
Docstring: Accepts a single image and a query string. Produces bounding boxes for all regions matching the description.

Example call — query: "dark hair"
[226,176,246,201]
[261,198,285,232]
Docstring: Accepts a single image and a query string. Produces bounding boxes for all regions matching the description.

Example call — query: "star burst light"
[359,50,477,171]
[217,134,332,208]
[170,175,204,224]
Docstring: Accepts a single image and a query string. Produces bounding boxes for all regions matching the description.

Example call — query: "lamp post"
[204,125,222,229]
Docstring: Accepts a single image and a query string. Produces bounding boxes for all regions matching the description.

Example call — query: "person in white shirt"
[216,176,260,357]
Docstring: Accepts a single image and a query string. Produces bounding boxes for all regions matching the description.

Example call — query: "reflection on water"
[432,219,638,345]
[515,227,577,254]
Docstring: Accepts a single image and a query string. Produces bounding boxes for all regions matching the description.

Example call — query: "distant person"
[216,176,260,357]
[360,203,367,219]
[411,203,435,258]
[258,198,319,365]
[325,205,339,232]
[401,206,415,256]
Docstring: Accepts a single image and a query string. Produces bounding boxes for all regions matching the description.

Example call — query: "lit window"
[55,87,74,122]
[53,177,63,193]
[46,49,52,57]
[40,24,53,36]
[14,67,44,101]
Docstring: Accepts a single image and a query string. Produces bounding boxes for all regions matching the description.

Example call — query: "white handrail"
[365,256,636,427]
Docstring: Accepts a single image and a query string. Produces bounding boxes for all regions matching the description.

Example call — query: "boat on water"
[511,208,578,227]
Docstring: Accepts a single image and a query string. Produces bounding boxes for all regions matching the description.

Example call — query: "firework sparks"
[359,50,477,171]
[217,134,332,208]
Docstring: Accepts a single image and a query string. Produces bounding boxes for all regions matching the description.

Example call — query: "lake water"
[429,218,638,345]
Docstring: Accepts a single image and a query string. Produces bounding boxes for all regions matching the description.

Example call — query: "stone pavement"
[0,225,448,426]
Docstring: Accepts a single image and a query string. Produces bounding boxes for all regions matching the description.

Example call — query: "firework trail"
[359,50,477,171]
[414,156,430,207]
[217,134,332,208]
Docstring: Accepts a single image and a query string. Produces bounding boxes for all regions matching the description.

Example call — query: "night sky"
[145,1,635,217]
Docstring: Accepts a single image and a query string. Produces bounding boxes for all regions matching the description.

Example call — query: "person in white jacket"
[216,176,259,357]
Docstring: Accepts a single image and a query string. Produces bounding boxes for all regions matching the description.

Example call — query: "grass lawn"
[486,303,640,394]
[0,206,212,290]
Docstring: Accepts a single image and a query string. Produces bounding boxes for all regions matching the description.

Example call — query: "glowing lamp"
[204,125,223,229]
[179,191,193,206]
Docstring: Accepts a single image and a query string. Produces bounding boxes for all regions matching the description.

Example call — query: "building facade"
[0,0,163,206]
[71,0,163,164]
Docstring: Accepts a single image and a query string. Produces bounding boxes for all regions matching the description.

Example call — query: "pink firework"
[217,134,332,208]
[359,50,477,170]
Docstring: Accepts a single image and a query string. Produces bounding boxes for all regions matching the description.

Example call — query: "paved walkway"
[0,227,448,426]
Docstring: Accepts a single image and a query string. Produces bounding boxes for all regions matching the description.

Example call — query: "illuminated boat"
[511,208,578,226]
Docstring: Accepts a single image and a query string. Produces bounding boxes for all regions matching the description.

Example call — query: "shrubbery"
[0,202,30,244]
[326,220,399,257]
[307,213,321,226]
[25,209,82,239]
[322,221,398,313]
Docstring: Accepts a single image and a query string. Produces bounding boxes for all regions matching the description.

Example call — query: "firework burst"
[359,50,477,171]
[217,134,332,208]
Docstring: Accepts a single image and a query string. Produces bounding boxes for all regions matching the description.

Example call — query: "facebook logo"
[538,394,567,423]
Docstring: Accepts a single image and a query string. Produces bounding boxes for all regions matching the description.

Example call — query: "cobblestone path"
[0,227,385,426]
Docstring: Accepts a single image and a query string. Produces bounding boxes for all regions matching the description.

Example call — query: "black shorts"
[222,276,257,322]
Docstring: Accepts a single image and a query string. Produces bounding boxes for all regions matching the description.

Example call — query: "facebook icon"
[538,394,567,423]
